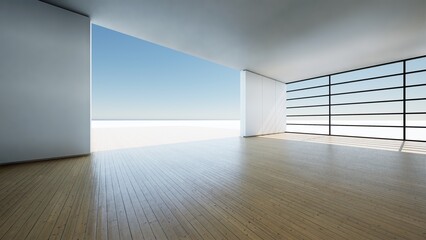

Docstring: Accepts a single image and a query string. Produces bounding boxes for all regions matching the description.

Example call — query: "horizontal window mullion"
[330,112,403,116]
[286,84,329,93]
[287,123,329,126]
[406,126,426,128]
[330,124,402,128]
[285,131,329,136]
[405,139,426,143]
[330,99,403,107]
[288,123,404,128]
[330,73,403,86]
[406,97,426,102]
[405,55,426,61]
[287,76,330,85]
[286,104,329,109]
[330,86,403,96]
[287,55,425,84]
[329,134,402,141]
[287,94,329,101]
[283,132,426,142]
[405,83,426,88]
[406,112,426,115]
[405,69,426,75]
[287,114,329,117]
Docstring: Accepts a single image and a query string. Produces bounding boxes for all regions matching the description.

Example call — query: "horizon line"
[92,119,240,121]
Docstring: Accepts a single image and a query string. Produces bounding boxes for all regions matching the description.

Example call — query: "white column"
[240,70,286,137]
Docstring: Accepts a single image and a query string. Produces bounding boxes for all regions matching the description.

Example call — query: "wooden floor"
[262,133,426,155]
[1,136,426,239]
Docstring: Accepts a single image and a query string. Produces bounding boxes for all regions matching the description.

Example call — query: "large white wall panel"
[240,71,262,136]
[240,71,286,137]
[275,82,287,133]
[262,77,276,134]
[0,0,90,164]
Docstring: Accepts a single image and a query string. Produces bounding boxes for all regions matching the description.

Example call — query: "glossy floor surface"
[1,136,426,239]
[263,133,426,155]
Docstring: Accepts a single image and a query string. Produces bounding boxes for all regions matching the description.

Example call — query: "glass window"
[331,62,402,84]
[286,125,329,134]
[286,56,426,141]
[287,96,329,107]
[287,106,328,115]
[406,128,426,141]
[332,126,402,139]
[406,85,426,99]
[331,75,402,94]
[287,86,328,99]
[406,57,426,72]
[406,100,426,113]
[286,77,328,91]
[406,71,426,86]
[406,114,426,127]
[331,88,403,104]
[331,101,402,114]
[287,116,329,124]
[331,115,402,126]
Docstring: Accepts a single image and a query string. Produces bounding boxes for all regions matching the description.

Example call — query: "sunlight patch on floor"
[262,133,426,155]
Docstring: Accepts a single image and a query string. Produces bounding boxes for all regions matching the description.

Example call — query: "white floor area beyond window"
[91,120,240,152]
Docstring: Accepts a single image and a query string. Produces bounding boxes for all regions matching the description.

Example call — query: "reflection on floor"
[1,137,426,239]
[262,133,426,155]
[91,120,240,152]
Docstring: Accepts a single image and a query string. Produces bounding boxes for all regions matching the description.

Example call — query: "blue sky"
[92,24,240,120]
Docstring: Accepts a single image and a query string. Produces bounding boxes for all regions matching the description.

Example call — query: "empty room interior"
[1,0,426,239]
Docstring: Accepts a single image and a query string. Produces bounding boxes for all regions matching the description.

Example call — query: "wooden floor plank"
[17,158,84,240]
[36,157,89,240]
[114,154,152,240]
[131,153,191,240]
[0,160,74,240]
[111,153,143,240]
[119,153,169,240]
[127,151,216,240]
[95,154,109,240]
[146,148,316,240]
[0,161,55,216]
[165,144,381,239]
[104,152,120,240]
[73,158,101,240]
[0,160,70,239]
[133,152,238,240]
[1,136,426,239]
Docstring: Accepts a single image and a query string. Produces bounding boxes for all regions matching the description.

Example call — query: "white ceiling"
[43,0,426,82]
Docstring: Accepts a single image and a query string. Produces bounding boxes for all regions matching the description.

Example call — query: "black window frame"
[286,55,426,142]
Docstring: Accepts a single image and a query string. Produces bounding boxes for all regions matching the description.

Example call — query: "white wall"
[240,70,286,137]
[0,0,90,164]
